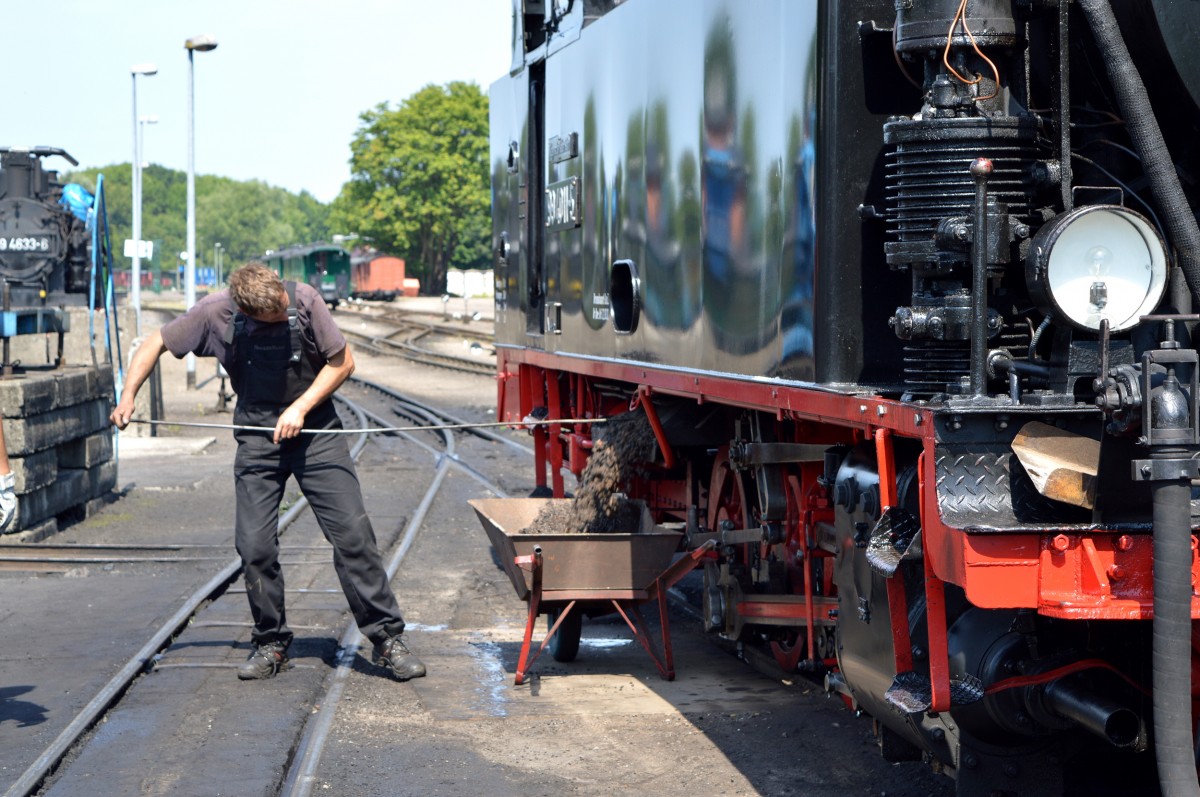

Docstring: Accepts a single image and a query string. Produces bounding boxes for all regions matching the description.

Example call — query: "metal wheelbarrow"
[469,497,713,685]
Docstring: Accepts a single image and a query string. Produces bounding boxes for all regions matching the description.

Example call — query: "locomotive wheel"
[547,606,582,663]
[706,445,752,534]
[706,446,753,639]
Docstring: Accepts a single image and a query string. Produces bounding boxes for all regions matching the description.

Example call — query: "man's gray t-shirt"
[159,282,346,384]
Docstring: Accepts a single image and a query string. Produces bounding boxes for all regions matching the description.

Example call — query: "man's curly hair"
[228,262,286,316]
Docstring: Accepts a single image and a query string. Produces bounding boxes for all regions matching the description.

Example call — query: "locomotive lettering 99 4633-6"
[0,147,94,308]
[489,1,1200,795]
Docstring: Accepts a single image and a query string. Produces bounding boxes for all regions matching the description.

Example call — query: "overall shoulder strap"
[222,298,246,346]
[285,281,302,363]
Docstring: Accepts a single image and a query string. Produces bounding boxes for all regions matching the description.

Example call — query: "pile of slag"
[526,411,658,534]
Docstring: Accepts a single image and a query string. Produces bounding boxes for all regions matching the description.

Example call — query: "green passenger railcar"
[262,243,351,307]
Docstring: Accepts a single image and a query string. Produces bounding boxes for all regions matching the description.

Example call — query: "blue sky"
[4,1,513,203]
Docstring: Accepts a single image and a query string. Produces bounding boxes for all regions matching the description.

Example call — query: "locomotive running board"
[884,670,985,714]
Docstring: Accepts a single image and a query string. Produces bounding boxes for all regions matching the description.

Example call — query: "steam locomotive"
[490,1,1200,795]
[0,147,93,308]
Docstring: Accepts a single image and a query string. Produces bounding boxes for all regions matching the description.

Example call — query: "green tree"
[331,81,490,294]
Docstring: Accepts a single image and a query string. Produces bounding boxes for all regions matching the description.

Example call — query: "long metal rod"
[126,416,606,435]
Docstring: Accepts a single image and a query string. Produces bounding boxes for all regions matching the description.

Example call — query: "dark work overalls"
[226,282,405,649]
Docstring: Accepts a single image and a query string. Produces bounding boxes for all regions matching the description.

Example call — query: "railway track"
[337,305,496,376]
[0,543,335,573]
[1,376,514,797]
[341,327,495,376]
[280,377,514,797]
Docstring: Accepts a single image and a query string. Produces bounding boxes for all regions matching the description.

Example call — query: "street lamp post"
[139,115,159,169]
[130,62,157,330]
[184,34,217,390]
[137,114,158,298]
[214,242,223,287]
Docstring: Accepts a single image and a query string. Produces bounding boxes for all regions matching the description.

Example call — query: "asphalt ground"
[0,303,953,797]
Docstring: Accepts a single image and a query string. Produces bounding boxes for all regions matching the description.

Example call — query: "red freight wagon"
[351,256,418,300]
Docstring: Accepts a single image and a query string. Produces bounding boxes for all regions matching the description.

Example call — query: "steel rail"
[372,309,495,344]
[280,385,461,797]
[1,397,370,797]
[342,327,495,376]
[350,376,533,456]
[344,382,512,497]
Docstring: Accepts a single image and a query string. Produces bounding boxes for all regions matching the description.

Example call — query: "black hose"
[1151,478,1200,797]
[1076,0,1200,308]
[1076,4,1200,792]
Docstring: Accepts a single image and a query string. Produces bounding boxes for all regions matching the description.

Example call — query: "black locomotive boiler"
[0,147,94,308]
[490,1,1200,795]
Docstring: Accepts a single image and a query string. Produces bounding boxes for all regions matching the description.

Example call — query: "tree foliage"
[331,81,490,294]
[65,164,329,280]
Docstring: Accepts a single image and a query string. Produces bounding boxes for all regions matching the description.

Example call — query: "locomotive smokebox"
[0,147,91,308]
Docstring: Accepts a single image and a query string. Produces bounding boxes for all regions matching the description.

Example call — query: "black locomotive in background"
[491,1,1200,795]
[0,147,93,309]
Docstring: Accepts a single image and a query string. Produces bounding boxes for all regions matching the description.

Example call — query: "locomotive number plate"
[545,177,581,231]
[0,236,51,253]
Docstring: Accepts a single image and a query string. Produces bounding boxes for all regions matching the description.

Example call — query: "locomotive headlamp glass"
[1028,205,1167,332]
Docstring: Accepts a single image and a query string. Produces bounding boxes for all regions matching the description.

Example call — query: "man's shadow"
[0,686,48,728]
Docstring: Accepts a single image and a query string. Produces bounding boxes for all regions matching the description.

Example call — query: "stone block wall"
[0,366,118,538]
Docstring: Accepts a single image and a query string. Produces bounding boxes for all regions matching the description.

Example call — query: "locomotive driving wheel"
[706,445,752,538]
[703,446,753,637]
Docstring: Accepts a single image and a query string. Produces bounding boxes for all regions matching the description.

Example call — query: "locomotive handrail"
[0,146,77,165]
[87,175,124,404]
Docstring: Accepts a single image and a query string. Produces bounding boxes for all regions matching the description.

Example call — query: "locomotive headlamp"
[1027,205,1168,332]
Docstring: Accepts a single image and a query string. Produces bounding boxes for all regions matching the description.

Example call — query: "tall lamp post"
[137,114,158,296]
[130,63,157,330]
[184,34,217,389]
[214,242,223,287]
[138,115,159,167]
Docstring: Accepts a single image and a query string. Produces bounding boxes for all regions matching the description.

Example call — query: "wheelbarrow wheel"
[548,606,582,662]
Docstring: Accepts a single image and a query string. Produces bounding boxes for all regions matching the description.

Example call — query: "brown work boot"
[374,635,426,681]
